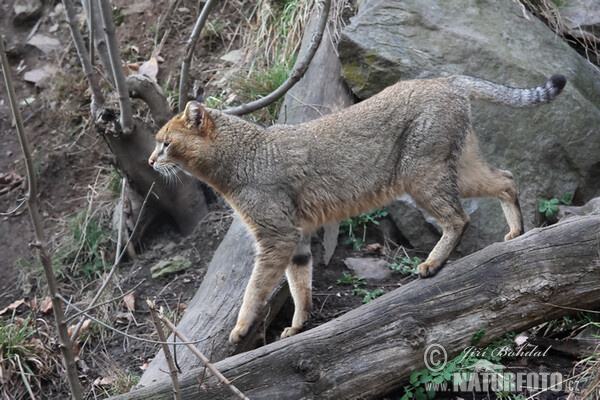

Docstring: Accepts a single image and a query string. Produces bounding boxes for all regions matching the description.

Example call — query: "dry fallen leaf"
[68,319,92,339]
[174,301,187,313]
[139,363,149,371]
[123,291,135,311]
[0,298,25,315]
[139,56,159,82]
[0,171,22,185]
[39,296,53,313]
[123,62,140,75]
[364,243,386,255]
[93,376,115,386]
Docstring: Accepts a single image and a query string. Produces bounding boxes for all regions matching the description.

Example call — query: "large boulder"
[338,0,600,255]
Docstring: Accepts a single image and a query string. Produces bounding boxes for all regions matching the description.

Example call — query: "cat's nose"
[148,158,155,167]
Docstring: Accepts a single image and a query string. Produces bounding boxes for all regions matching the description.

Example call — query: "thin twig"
[98,0,133,133]
[57,294,209,346]
[224,0,332,116]
[70,182,155,342]
[0,198,28,216]
[148,300,182,400]
[0,34,85,400]
[178,0,218,112]
[65,280,144,322]
[159,314,250,400]
[115,178,126,265]
[62,0,105,117]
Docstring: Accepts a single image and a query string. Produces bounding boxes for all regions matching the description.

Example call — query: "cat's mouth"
[152,162,183,186]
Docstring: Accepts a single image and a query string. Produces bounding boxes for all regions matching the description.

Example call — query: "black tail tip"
[549,74,567,92]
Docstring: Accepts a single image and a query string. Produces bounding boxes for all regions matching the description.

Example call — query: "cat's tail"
[453,74,567,107]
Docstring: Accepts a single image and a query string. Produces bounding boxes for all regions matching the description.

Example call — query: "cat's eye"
[163,141,171,148]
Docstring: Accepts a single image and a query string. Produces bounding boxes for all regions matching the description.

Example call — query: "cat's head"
[148,100,216,179]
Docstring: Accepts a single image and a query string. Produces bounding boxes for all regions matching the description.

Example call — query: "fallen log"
[114,215,600,399]
[137,10,353,386]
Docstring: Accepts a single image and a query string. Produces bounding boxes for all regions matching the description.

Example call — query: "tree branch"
[148,301,182,400]
[159,313,249,400]
[0,35,84,400]
[127,74,172,126]
[223,0,332,116]
[82,0,114,85]
[62,0,105,117]
[98,0,134,134]
[178,0,218,112]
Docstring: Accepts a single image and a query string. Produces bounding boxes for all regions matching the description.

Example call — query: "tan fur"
[148,75,565,342]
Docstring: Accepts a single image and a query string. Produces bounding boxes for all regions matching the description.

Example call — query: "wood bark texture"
[137,11,353,386]
[113,215,600,400]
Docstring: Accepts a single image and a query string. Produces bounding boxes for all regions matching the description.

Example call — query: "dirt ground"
[0,0,597,399]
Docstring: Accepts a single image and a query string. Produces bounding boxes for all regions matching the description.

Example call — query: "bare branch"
[223,0,332,116]
[65,281,144,322]
[148,301,182,400]
[57,294,210,346]
[178,0,218,112]
[98,0,134,134]
[127,74,173,126]
[82,0,114,85]
[159,313,249,400]
[0,35,84,400]
[62,0,105,117]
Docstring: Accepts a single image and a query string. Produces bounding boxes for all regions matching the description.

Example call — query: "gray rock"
[386,195,440,252]
[220,49,243,65]
[23,64,57,88]
[344,257,392,280]
[13,0,42,23]
[560,0,600,39]
[27,34,61,54]
[150,255,192,279]
[558,196,600,220]
[339,0,600,254]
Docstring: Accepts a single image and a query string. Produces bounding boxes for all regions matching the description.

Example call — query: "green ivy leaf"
[410,371,421,385]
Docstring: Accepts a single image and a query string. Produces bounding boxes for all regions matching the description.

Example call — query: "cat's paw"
[418,260,442,278]
[504,229,522,241]
[280,326,302,339]
[229,323,250,344]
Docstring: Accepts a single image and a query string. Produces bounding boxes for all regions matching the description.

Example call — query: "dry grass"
[566,322,600,399]
[206,0,351,124]
[0,313,61,400]
[518,0,599,66]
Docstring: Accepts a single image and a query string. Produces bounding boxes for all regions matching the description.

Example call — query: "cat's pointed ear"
[182,100,215,138]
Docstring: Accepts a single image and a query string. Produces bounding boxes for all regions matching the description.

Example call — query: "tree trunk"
[113,215,600,400]
[137,11,353,386]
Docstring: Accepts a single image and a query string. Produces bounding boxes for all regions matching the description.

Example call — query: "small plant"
[231,57,296,124]
[538,192,572,218]
[337,271,365,287]
[0,313,52,399]
[340,208,388,251]
[337,272,383,303]
[353,288,384,303]
[205,94,225,109]
[389,256,421,276]
[401,331,517,400]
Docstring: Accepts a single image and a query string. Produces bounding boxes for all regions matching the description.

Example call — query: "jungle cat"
[149,74,567,343]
